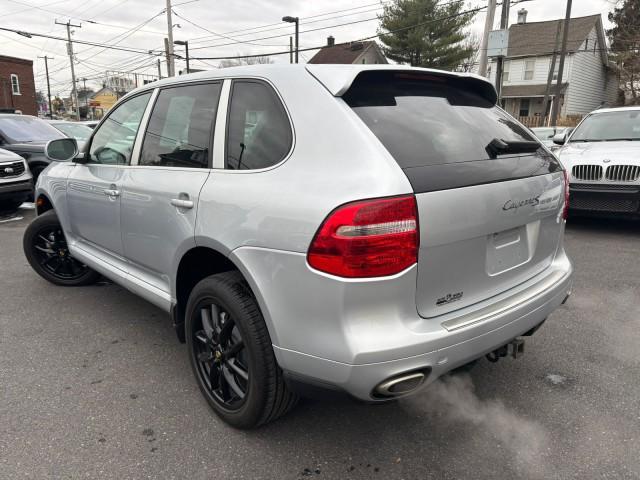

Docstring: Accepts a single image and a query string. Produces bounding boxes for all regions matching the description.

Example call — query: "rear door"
[120,82,221,294]
[343,71,565,318]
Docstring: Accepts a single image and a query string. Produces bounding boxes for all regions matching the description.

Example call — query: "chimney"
[327,36,335,47]
[517,8,528,24]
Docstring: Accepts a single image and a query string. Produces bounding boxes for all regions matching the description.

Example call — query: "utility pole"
[550,0,572,127]
[164,38,173,77]
[157,58,162,80]
[478,0,497,77]
[165,0,175,76]
[494,0,510,101]
[542,22,562,126]
[38,55,54,118]
[56,20,81,120]
[289,37,293,64]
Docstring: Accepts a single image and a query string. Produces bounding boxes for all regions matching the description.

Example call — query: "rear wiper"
[485,138,540,159]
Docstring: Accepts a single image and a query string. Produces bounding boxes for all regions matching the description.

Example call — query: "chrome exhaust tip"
[372,370,428,398]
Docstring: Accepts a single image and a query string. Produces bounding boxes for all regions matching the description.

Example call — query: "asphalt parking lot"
[1,206,639,480]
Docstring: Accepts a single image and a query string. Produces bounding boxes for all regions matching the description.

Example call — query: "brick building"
[0,55,37,115]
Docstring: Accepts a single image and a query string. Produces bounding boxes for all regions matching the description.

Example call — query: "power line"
[188,0,471,51]
[0,26,163,55]
[171,10,290,47]
[190,3,488,59]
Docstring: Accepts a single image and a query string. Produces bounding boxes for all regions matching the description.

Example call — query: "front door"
[120,82,222,294]
[66,92,152,262]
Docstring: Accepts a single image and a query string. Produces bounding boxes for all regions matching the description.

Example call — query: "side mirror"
[552,133,567,146]
[45,138,78,162]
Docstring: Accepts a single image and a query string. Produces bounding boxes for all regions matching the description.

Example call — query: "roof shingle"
[308,41,385,64]
[507,15,601,58]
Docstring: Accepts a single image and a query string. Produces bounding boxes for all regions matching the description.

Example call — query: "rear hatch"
[343,70,564,318]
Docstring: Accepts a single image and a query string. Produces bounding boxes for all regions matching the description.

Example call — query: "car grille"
[572,165,603,181]
[571,184,640,193]
[605,165,640,182]
[571,196,639,213]
[0,161,25,178]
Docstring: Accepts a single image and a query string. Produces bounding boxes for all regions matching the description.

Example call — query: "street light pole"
[282,16,299,64]
[174,40,189,73]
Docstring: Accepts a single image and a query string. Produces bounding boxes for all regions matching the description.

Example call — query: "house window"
[585,39,589,50]
[10,74,20,95]
[524,60,535,80]
[519,99,530,117]
[502,61,509,82]
[362,58,366,64]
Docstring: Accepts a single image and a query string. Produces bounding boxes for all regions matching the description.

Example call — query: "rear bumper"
[569,183,640,216]
[232,245,573,402]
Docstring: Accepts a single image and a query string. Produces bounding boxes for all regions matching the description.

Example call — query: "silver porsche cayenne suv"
[23,65,573,428]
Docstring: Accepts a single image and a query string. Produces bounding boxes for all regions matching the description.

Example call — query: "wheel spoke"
[223,340,244,359]
[201,307,214,340]
[34,245,54,254]
[219,314,235,345]
[222,364,246,399]
[195,330,209,345]
[225,357,249,382]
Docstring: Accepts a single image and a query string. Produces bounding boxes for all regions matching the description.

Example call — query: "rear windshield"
[343,71,537,168]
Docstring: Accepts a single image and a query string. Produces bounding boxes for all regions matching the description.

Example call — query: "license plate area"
[486,225,532,276]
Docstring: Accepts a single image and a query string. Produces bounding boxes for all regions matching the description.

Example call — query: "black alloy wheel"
[192,301,249,410]
[23,210,101,286]
[185,272,298,428]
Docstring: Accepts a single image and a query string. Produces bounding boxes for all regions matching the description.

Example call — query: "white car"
[0,148,32,210]
[555,106,640,217]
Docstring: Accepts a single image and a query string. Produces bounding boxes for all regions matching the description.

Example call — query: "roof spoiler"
[306,64,497,105]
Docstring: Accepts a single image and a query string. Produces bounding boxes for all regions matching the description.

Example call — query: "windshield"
[570,110,640,142]
[52,122,93,141]
[0,116,65,143]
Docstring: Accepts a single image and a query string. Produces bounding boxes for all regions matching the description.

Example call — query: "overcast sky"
[0,0,617,97]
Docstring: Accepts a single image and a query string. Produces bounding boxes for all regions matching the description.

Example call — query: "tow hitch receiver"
[486,337,525,363]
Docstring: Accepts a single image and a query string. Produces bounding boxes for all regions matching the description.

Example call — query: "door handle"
[104,188,120,197]
[171,198,194,209]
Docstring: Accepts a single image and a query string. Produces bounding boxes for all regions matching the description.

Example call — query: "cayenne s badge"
[502,195,540,212]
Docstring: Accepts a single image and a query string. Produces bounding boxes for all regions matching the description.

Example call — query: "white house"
[488,11,620,120]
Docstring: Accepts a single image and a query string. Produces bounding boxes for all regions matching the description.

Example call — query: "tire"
[185,271,298,428]
[23,210,101,286]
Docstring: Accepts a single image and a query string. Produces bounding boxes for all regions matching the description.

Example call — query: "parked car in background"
[0,114,66,183]
[47,120,93,150]
[555,106,640,217]
[79,120,99,129]
[23,65,572,428]
[531,127,573,151]
[0,147,33,211]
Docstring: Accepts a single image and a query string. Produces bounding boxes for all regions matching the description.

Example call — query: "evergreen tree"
[607,0,640,104]
[378,0,476,70]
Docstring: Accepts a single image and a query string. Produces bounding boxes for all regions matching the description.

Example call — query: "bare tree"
[457,32,481,73]
[219,54,274,68]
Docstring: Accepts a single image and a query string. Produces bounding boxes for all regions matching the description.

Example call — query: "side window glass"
[88,92,151,165]
[226,81,292,170]
[139,83,221,168]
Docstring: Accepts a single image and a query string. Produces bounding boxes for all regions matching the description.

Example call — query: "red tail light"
[307,195,419,278]
[562,170,570,220]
